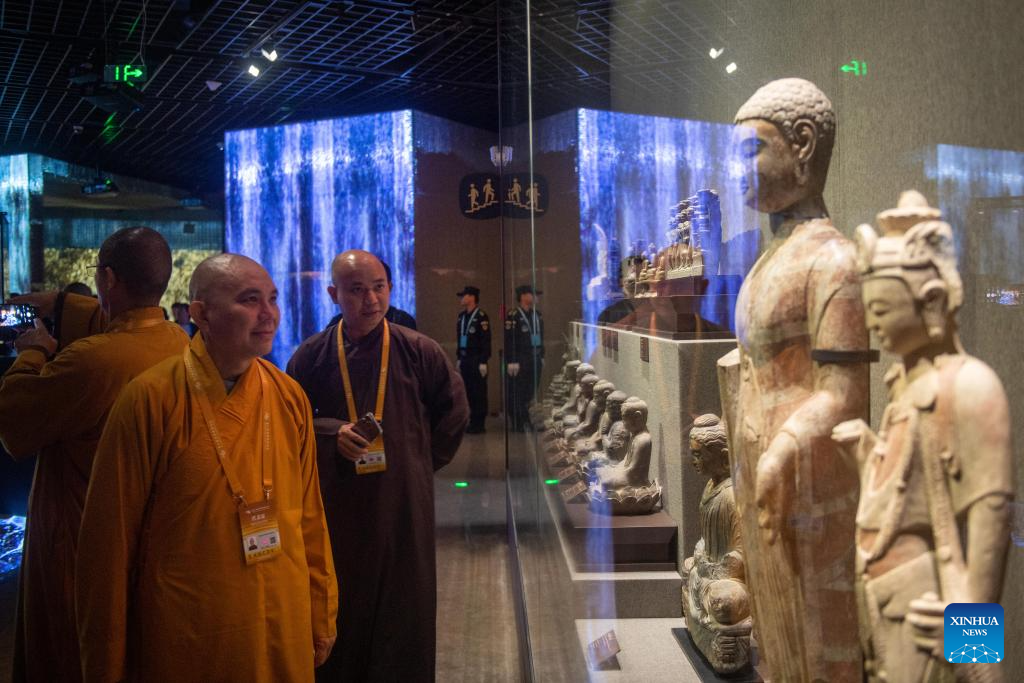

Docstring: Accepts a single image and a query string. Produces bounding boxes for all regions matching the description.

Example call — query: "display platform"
[671,628,763,682]
[545,482,677,572]
[574,618,699,683]
[538,472,682,619]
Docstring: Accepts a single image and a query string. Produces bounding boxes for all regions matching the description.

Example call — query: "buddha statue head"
[575,363,595,384]
[593,380,615,408]
[855,191,962,357]
[733,78,836,215]
[606,390,628,421]
[579,373,599,398]
[689,413,730,485]
[622,397,649,435]
[562,359,581,382]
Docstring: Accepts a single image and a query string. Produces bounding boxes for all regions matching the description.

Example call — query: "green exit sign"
[103,64,147,84]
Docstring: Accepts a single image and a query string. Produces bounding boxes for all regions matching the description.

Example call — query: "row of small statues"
[621,190,719,298]
[540,362,662,515]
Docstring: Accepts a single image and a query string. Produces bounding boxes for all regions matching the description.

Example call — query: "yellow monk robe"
[0,300,188,683]
[76,332,338,683]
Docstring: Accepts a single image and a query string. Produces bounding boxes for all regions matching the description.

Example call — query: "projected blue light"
[925,144,1024,277]
[0,515,26,578]
[225,111,416,367]
[0,155,33,295]
[576,109,758,334]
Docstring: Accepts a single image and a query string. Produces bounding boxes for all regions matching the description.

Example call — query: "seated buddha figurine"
[590,397,662,515]
[681,414,752,674]
[577,390,629,466]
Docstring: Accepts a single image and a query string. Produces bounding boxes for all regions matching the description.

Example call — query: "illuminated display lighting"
[260,47,279,62]
[0,154,33,294]
[576,109,760,338]
[725,62,737,74]
[247,64,260,77]
[454,481,469,488]
[0,516,26,578]
[225,111,415,368]
[544,479,559,485]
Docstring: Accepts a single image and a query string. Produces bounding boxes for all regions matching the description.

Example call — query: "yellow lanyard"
[184,349,272,506]
[336,319,390,423]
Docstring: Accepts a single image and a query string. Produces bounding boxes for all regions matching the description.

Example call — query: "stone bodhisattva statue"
[590,397,661,515]
[578,390,630,468]
[720,78,869,681]
[833,192,1013,683]
[682,414,752,674]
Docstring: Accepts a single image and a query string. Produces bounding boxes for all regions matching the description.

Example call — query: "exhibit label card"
[586,630,621,670]
[561,480,587,502]
[556,465,578,482]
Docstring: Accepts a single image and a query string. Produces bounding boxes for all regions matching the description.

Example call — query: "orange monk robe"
[0,301,188,683]
[76,332,338,683]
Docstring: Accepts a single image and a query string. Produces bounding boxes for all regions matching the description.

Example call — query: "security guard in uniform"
[504,284,544,431]
[456,286,491,433]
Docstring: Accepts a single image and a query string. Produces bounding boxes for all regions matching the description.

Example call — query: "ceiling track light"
[248,64,260,77]
[260,46,278,62]
[725,62,738,74]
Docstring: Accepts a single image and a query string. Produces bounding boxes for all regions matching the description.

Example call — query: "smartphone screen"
[0,304,38,328]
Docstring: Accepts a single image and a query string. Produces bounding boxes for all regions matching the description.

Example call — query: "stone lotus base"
[588,481,662,516]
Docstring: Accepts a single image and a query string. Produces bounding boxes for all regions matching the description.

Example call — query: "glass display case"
[499,1,1024,680]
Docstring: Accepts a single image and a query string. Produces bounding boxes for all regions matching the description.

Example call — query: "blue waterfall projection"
[225,111,415,368]
[576,109,759,338]
[0,155,33,295]
[0,516,26,578]
[925,144,1024,276]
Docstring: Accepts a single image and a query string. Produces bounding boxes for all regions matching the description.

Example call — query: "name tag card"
[556,465,578,482]
[547,450,569,467]
[356,435,387,475]
[586,630,621,670]
[239,499,282,565]
[561,480,588,503]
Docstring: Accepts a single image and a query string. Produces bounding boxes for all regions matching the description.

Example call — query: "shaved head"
[331,250,386,287]
[97,227,172,305]
[328,249,391,339]
[190,253,265,302]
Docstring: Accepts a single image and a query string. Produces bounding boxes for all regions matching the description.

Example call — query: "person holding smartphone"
[287,250,468,682]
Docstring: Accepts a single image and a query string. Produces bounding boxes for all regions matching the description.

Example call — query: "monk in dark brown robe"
[287,250,468,681]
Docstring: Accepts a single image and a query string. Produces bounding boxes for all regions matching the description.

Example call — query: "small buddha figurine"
[567,379,613,445]
[681,414,752,674]
[590,397,662,515]
[552,364,595,435]
[833,192,1014,683]
[576,389,626,459]
[545,360,581,432]
[557,373,598,446]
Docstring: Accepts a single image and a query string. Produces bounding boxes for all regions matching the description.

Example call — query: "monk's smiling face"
[191,256,279,366]
[329,250,391,339]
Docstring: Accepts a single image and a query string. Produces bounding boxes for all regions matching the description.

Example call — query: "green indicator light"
[544,479,558,485]
[454,481,469,488]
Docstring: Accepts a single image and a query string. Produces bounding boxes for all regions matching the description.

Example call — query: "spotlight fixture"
[205,80,223,91]
[248,64,260,77]
[709,47,724,59]
[726,62,737,74]
[260,46,278,62]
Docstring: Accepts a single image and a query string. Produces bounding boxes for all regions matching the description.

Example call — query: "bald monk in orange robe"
[76,253,338,683]
[0,227,189,683]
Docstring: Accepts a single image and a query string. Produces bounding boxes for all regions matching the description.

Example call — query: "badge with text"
[944,603,1003,664]
[356,435,387,475]
[239,498,282,565]
[556,465,578,482]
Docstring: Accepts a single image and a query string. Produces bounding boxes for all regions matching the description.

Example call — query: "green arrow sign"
[103,64,148,84]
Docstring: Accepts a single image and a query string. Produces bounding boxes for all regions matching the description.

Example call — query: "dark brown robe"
[287,320,468,681]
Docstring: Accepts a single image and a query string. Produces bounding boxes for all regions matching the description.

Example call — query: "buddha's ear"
[792,119,817,164]
[919,279,949,341]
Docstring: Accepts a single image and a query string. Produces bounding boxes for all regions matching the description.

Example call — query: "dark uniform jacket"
[504,306,544,364]
[456,307,491,362]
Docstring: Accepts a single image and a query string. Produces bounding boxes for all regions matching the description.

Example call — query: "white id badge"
[356,435,387,474]
[239,499,282,564]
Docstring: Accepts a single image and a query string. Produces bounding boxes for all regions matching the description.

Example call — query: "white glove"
[507,362,520,377]
[479,364,488,377]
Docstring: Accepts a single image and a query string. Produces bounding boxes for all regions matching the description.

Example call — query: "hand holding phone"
[351,413,382,442]
[336,413,382,463]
